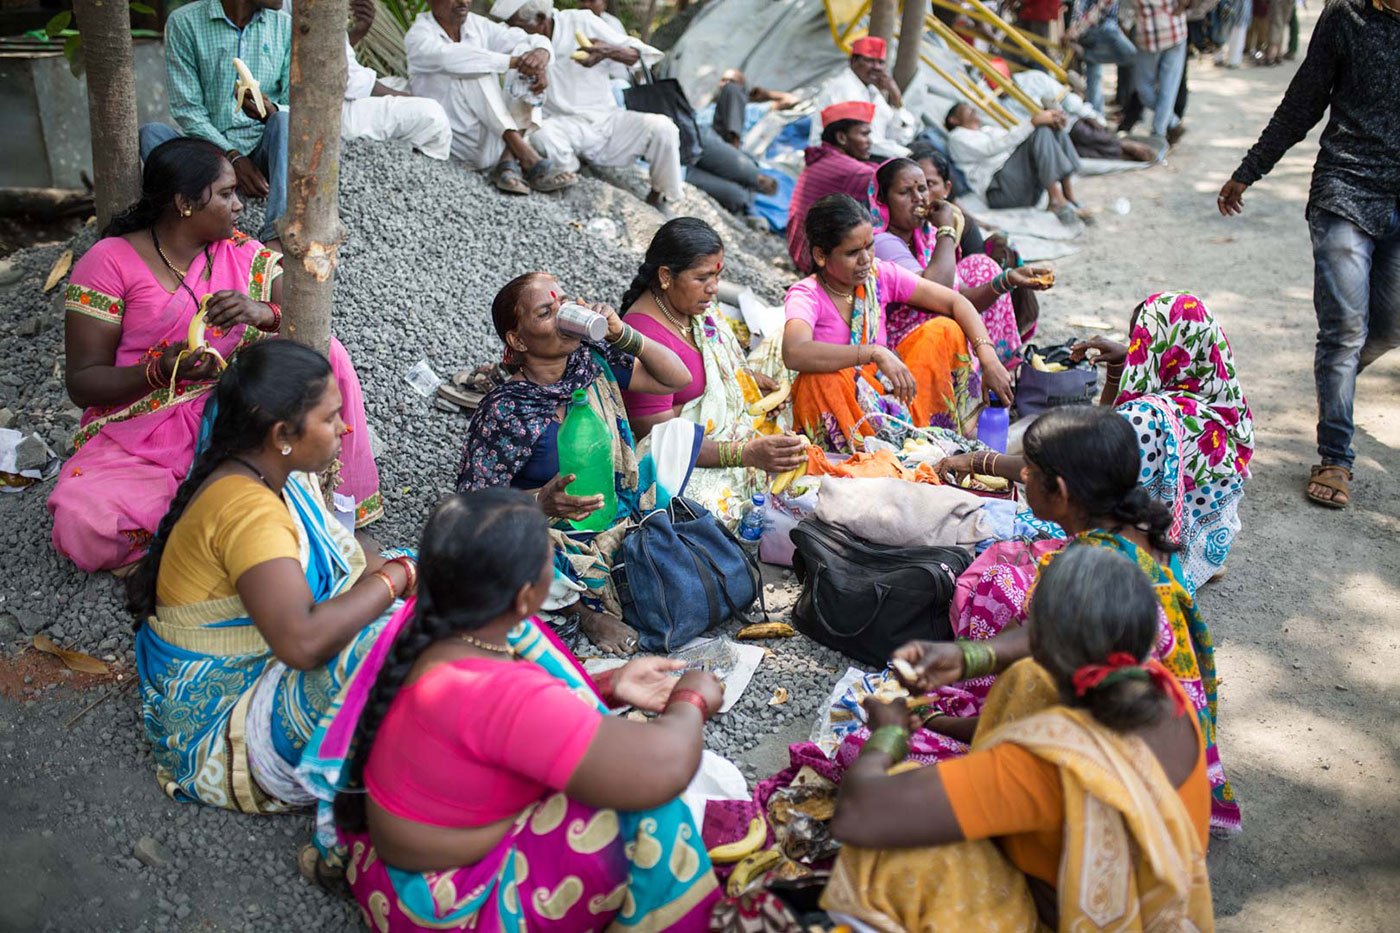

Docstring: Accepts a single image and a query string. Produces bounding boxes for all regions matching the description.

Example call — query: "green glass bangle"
[866,724,909,762]
[958,639,998,680]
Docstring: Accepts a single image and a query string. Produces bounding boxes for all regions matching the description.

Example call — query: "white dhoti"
[412,73,537,170]
[530,109,683,201]
[340,95,454,161]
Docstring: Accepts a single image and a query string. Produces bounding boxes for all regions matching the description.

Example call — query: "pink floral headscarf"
[1117,292,1255,483]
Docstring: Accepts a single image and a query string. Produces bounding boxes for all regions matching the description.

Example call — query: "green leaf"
[64,34,84,78]
[130,1,157,13]
[45,11,72,37]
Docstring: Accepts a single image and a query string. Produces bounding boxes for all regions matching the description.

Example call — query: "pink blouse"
[782,259,921,348]
[364,658,602,827]
[620,312,706,418]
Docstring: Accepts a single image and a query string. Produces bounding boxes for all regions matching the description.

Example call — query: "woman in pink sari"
[49,138,380,573]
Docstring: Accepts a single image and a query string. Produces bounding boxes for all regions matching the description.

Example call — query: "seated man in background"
[786,101,878,272]
[406,0,576,193]
[713,68,800,148]
[945,103,1085,224]
[809,36,918,159]
[494,0,683,212]
[142,0,290,245]
[341,0,454,161]
[1012,68,1157,162]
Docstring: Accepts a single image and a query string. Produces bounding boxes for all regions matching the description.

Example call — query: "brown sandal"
[1307,464,1351,509]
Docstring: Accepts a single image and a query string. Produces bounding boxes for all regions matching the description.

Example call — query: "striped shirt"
[164,0,291,155]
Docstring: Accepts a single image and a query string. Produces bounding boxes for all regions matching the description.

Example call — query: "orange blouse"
[939,709,1210,885]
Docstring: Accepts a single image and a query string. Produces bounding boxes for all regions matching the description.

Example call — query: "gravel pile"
[0,139,850,932]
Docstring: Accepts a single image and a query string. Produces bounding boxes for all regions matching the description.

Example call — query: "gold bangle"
[371,570,398,602]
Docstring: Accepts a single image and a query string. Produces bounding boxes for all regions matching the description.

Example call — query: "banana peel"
[707,816,767,864]
[175,296,228,383]
[233,58,265,118]
[725,847,783,897]
[735,622,797,640]
[1029,351,1067,373]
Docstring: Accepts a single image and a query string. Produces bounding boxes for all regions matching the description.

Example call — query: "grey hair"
[1028,546,1169,731]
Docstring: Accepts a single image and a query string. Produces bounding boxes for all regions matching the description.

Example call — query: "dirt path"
[1053,26,1400,930]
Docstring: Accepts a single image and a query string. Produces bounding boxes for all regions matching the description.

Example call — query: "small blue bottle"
[978,391,1009,453]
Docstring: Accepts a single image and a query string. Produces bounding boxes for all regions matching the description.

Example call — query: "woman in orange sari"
[782,194,1014,453]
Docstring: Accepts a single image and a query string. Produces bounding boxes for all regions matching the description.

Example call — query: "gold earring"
[661,281,669,290]
[182,209,192,217]
[280,444,291,456]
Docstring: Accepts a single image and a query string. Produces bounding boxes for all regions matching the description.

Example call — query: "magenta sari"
[48,234,381,572]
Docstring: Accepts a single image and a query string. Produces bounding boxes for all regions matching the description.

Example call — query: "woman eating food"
[782,194,1015,453]
[128,340,411,814]
[297,488,724,931]
[916,404,1242,835]
[50,137,380,574]
[619,218,805,518]
[822,546,1213,930]
[456,272,695,655]
[869,156,1054,360]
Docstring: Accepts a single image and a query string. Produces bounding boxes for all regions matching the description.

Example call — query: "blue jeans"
[1079,22,1137,114]
[1132,41,1186,138]
[139,114,289,243]
[1310,205,1400,469]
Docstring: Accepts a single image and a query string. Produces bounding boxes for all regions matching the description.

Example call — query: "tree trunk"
[73,0,141,231]
[281,0,349,354]
[638,0,660,42]
[893,0,926,92]
[868,0,898,47]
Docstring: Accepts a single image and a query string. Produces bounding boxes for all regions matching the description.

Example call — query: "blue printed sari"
[134,471,397,813]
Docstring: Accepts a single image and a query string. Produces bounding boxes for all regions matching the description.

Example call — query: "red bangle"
[592,667,619,706]
[258,302,282,333]
[667,688,711,721]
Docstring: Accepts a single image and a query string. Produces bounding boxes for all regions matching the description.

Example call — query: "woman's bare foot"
[577,607,640,655]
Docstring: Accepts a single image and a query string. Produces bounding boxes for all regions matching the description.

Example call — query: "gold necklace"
[154,242,189,279]
[458,632,514,655]
[653,291,698,347]
[818,276,854,303]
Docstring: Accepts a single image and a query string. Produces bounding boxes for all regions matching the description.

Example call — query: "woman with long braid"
[296,489,724,931]
[49,136,381,574]
[128,340,412,814]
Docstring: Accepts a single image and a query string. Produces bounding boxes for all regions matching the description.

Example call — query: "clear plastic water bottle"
[737,493,767,555]
[978,391,1010,453]
[556,388,616,532]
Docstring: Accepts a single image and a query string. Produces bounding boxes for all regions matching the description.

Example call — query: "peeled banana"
[233,58,265,118]
[706,816,766,863]
[726,847,783,897]
[735,622,797,640]
[186,296,228,369]
[571,29,594,61]
[745,379,790,416]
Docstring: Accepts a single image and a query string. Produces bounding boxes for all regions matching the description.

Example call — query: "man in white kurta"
[808,35,918,159]
[342,38,454,160]
[492,0,683,206]
[405,0,571,191]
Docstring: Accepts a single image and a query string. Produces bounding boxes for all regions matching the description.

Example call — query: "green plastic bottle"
[556,388,616,532]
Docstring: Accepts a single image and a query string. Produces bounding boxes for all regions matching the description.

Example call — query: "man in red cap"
[786,101,878,272]
[808,34,917,158]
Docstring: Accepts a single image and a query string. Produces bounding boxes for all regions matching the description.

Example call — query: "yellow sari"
[821,661,1214,932]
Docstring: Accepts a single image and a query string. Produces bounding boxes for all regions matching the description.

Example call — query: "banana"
[706,816,766,864]
[891,658,919,687]
[768,461,806,496]
[575,30,593,49]
[571,50,590,62]
[233,58,265,118]
[186,296,228,370]
[725,847,783,897]
[745,379,790,416]
[735,622,797,640]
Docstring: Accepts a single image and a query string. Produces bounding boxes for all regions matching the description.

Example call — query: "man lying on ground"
[787,101,879,272]
[809,36,918,160]
[405,0,577,194]
[494,0,683,213]
[1012,68,1157,163]
[945,103,1087,225]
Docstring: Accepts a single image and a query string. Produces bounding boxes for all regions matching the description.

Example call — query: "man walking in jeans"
[1130,0,1188,146]
[1219,0,1400,510]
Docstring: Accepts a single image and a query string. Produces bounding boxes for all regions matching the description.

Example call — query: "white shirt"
[345,38,378,100]
[1012,70,1098,122]
[808,67,918,152]
[405,10,550,84]
[947,122,1035,197]
[541,8,661,118]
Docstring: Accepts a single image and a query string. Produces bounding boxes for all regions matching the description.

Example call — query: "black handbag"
[611,497,764,652]
[1015,342,1100,419]
[788,518,972,668]
[622,69,703,167]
